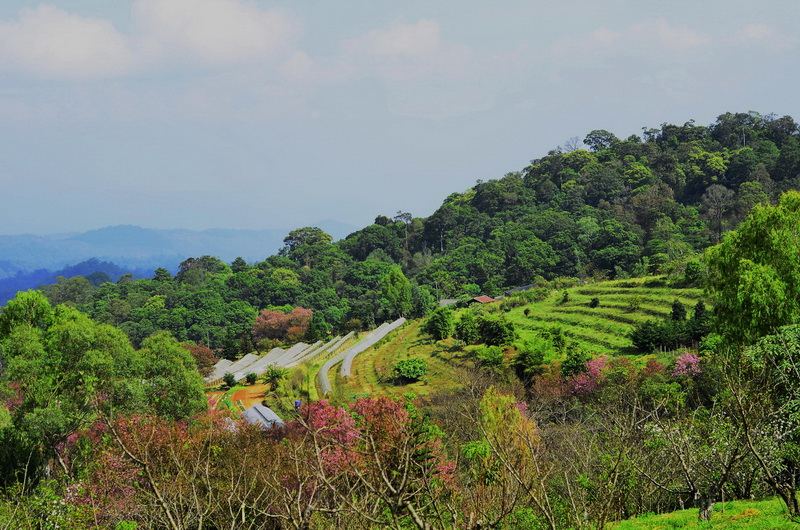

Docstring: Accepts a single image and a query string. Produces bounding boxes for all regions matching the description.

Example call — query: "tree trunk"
[697,491,715,522]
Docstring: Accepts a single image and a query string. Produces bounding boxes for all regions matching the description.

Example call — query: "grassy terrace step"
[521,315,628,351]
[574,287,702,299]
[527,310,632,337]
[548,306,642,326]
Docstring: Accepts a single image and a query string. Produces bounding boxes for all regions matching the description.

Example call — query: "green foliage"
[670,299,687,321]
[705,191,800,343]
[589,297,600,308]
[392,358,428,381]
[627,295,643,312]
[245,372,257,385]
[222,372,236,388]
[455,311,479,344]
[561,347,591,378]
[381,266,413,318]
[514,336,554,380]
[422,307,454,340]
[139,332,207,420]
[474,345,505,367]
[476,314,516,346]
[262,365,288,390]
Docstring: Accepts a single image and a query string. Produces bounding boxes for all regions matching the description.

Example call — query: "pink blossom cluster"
[672,352,702,377]
[569,355,608,396]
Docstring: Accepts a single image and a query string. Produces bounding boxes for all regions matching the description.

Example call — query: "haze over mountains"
[0,221,356,304]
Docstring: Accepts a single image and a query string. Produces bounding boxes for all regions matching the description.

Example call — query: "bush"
[455,311,479,344]
[393,359,428,382]
[627,295,643,312]
[474,345,505,367]
[560,291,570,304]
[630,319,690,352]
[245,372,257,385]
[588,297,600,308]
[561,347,591,379]
[223,372,237,388]
[262,365,288,390]
[422,307,455,340]
[476,315,516,346]
[514,338,548,380]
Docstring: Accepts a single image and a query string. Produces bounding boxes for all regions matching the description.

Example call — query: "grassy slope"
[505,277,704,356]
[216,276,705,409]
[609,497,796,529]
[323,319,472,404]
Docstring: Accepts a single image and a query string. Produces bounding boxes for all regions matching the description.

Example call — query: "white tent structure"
[241,404,284,430]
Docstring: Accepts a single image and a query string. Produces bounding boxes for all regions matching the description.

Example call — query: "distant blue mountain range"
[0,222,356,304]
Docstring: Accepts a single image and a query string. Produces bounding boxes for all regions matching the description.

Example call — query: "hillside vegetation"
[22,111,800,356]
[507,277,704,354]
[4,112,800,529]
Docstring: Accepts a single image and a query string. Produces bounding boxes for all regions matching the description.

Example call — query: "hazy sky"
[1,0,798,235]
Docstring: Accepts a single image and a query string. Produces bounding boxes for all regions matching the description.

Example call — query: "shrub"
[560,291,570,304]
[672,351,702,377]
[588,297,600,308]
[627,295,643,312]
[245,372,257,385]
[422,307,455,340]
[392,359,428,382]
[222,372,237,388]
[455,311,479,344]
[514,338,549,380]
[561,347,591,379]
[262,365,288,390]
[476,315,516,346]
[474,345,505,367]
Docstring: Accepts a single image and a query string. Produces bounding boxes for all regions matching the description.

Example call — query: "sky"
[0,0,798,235]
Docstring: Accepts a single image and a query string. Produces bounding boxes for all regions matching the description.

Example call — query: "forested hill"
[26,111,800,350]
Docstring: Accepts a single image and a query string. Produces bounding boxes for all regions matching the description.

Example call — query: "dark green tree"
[422,307,454,341]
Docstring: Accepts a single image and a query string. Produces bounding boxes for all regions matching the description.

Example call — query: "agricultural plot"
[326,319,471,402]
[507,277,705,355]
[317,318,406,396]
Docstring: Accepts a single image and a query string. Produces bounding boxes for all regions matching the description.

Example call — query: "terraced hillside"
[212,277,706,415]
[506,276,705,355]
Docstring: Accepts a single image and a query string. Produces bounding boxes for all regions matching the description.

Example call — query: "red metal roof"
[472,295,495,303]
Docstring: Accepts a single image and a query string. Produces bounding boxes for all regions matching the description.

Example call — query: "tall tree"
[705,191,800,343]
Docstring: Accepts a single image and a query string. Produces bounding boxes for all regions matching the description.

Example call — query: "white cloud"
[737,23,776,42]
[281,50,314,80]
[342,19,441,57]
[629,19,710,51]
[734,23,792,52]
[133,0,299,65]
[552,18,711,62]
[340,19,472,81]
[0,1,302,80]
[0,5,137,79]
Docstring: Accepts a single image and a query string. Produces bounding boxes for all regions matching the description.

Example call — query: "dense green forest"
[2,111,800,528]
[34,111,800,352]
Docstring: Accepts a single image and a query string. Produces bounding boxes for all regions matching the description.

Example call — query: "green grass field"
[609,497,797,529]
